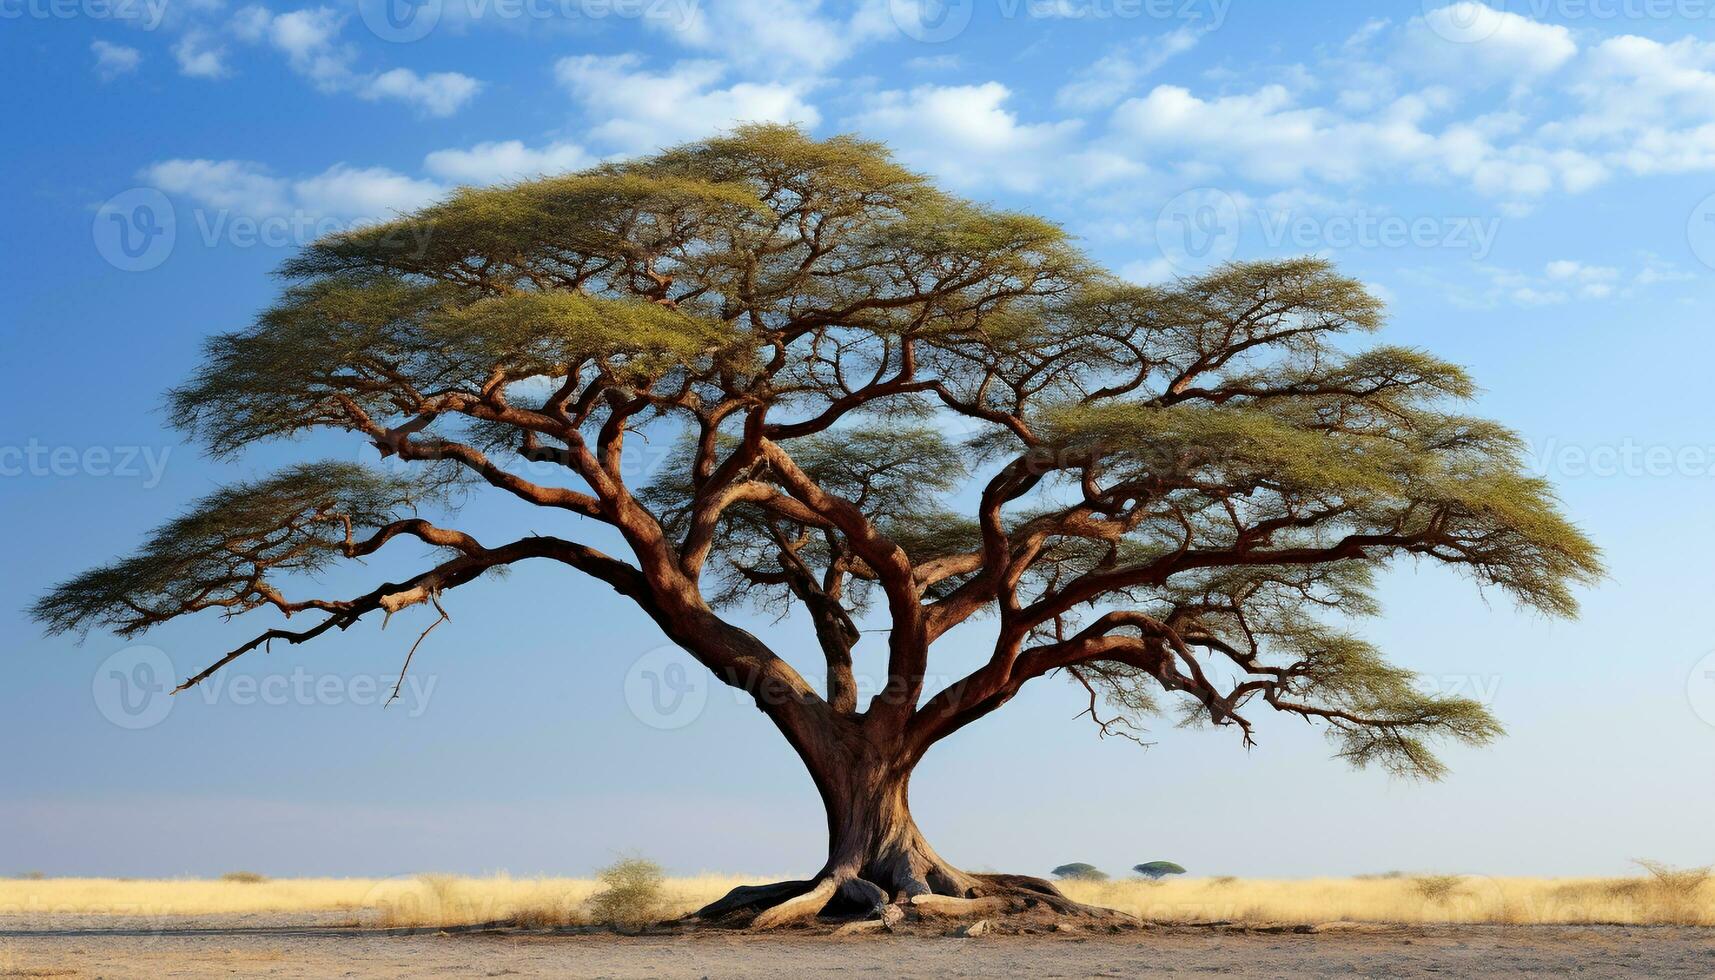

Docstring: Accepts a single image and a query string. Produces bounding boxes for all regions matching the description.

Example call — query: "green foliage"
[1133,861,1187,879]
[220,871,268,884]
[31,462,448,638]
[1052,863,1109,882]
[585,857,666,929]
[38,124,1603,787]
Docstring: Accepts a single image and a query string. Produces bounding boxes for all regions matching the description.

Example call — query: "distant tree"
[1053,863,1109,882]
[1133,861,1186,880]
[35,126,1601,927]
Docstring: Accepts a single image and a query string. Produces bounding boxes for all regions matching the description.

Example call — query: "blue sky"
[4,0,1715,880]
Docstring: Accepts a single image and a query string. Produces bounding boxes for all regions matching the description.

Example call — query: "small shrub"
[1357,870,1405,881]
[1210,876,1238,887]
[15,871,47,881]
[220,871,268,884]
[1412,875,1464,902]
[1052,863,1108,882]
[586,857,666,929]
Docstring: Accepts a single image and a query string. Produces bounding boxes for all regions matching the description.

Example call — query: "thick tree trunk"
[692,724,1115,928]
[818,749,982,907]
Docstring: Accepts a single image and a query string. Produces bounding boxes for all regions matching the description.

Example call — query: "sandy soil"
[3,914,1712,978]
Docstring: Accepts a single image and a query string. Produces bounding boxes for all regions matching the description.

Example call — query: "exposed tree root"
[690,879,821,922]
[691,867,1140,932]
[750,878,840,930]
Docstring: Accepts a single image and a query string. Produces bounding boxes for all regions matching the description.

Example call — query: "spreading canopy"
[37,125,1600,779]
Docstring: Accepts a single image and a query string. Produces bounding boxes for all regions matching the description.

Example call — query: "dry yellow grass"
[2,873,1709,928]
[0,874,757,928]
[1059,874,1715,926]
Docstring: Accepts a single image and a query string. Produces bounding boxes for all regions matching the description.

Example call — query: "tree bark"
[692,723,1112,927]
[815,740,982,908]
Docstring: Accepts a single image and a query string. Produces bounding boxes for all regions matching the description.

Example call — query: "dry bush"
[220,871,268,884]
[585,858,666,930]
[1210,876,1238,887]
[1412,875,1464,902]
[1635,860,1712,926]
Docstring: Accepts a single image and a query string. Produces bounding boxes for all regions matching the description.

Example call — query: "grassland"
[2,870,1710,928]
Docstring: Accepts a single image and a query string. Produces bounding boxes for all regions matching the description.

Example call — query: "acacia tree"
[36,126,1600,926]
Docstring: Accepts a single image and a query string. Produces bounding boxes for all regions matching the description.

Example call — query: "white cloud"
[227,5,479,115]
[291,165,447,218]
[1544,259,1620,298]
[90,40,142,82]
[1400,3,1577,82]
[1108,84,1381,185]
[173,30,229,79]
[1548,35,1715,176]
[145,159,293,215]
[1104,82,1605,199]
[646,0,891,76]
[1057,26,1201,112]
[266,7,345,70]
[363,68,482,117]
[423,140,593,184]
[143,158,443,223]
[1421,255,1678,309]
[555,54,819,153]
[849,83,1082,192]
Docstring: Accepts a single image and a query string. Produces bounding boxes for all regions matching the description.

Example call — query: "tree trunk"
[692,724,1108,927]
[817,744,982,908]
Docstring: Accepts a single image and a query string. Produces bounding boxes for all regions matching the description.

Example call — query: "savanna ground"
[3,873,1712,978]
